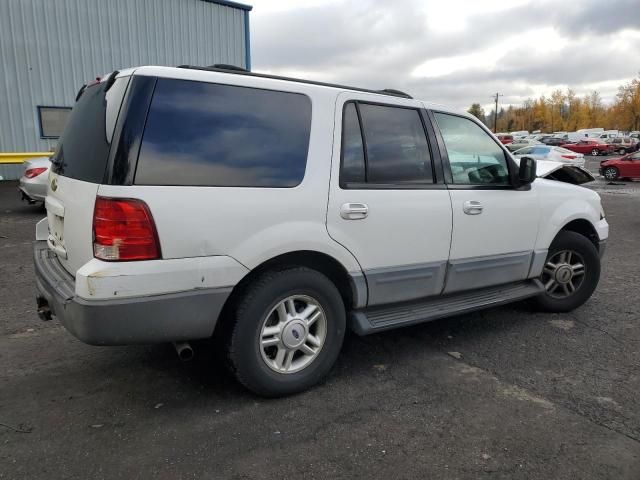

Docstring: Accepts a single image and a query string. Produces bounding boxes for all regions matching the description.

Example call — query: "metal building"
[0,0,251,180]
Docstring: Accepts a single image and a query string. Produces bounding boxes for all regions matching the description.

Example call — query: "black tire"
[603,166,619,180]
[619,148,626,155]
[533,231,600,312]
[590,148,599,156]
[227,267,345,397]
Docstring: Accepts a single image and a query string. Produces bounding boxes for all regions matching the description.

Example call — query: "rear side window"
[51,76,130,183]
[341,103,366,184]
[135,79,312,187]
[340,101,433,187]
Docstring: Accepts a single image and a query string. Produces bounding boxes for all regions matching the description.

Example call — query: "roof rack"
[176,64,413,99]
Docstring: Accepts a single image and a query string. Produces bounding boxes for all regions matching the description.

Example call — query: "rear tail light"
[561,155,577,159]
[93,197,161,261]
[25,167,47,179]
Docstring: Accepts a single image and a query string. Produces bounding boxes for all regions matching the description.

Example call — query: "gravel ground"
[1,160,639,479]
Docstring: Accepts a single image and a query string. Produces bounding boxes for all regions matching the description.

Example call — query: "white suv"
[34,66,608,396]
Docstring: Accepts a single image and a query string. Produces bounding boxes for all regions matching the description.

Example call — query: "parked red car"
[599,151,640,180]
[561,139,613,156]
[496,134,513,145]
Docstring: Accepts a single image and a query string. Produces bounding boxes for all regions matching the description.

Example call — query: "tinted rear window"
[358,103,433,184]
[51,77,129,183]
[135,79,312,187]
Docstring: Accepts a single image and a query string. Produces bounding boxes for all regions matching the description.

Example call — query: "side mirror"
[518,157,536,185]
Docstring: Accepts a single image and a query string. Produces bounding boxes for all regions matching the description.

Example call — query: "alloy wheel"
[541,250,586,299]
[259,295,327,374]
[604,167,618,180]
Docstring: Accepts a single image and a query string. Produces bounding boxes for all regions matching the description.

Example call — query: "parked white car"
[19,157,51,203]
[512,145,585,168]
[34,66,608,396]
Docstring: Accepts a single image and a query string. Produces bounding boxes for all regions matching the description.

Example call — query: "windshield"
[51,76,130,183]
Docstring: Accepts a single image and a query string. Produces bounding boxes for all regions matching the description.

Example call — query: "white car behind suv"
[34,66,608,396]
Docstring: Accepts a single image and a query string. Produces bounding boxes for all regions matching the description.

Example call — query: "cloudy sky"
[249,0,640,112]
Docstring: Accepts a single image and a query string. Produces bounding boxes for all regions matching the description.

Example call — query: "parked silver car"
[19,157,51,203]
[505,139,543,152]
[512,145,585,168]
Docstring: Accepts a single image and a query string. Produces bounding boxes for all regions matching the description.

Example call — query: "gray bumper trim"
[599,239,607,259]
[33,241,231,345]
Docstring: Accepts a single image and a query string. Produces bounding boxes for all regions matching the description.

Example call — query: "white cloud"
[249,0,640,109]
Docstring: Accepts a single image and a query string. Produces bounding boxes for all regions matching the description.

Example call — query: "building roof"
[202,0,252,11]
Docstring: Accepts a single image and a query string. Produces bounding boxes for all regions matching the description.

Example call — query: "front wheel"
[619,148,626,155]
[603,166,619,180]
[591,148,599,156]
[533,231,600,312]
[226,267,345,397]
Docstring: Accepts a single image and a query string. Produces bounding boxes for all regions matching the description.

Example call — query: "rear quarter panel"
[97,84,362,275]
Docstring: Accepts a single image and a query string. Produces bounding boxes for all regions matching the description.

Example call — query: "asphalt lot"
[1,157,639,479]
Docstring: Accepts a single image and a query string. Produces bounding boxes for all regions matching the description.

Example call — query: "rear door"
[46,74,132,274]
[326,94,453,306]
[429,110,539,294]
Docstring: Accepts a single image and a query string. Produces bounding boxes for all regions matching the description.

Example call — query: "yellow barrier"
[0,152,54,164]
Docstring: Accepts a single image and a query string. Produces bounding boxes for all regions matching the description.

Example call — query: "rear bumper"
[33,241,231,345]
[18,180,47,202]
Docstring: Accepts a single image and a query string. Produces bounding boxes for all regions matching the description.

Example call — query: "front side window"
[434,112,510,186]
[135,79,312,187]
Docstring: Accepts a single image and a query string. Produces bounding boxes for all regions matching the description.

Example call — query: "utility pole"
[491,92,503,133]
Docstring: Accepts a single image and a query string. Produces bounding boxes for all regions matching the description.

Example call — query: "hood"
[536,160,594,185]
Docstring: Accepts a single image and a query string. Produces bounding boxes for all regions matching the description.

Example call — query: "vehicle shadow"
[83,301,540,401]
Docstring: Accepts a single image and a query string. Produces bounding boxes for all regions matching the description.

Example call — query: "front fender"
[534,180,607,250]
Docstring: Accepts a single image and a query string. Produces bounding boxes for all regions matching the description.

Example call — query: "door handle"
[340,203,369,220]
[463,200,483,215]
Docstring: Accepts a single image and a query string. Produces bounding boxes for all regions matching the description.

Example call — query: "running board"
[350,280,544,335]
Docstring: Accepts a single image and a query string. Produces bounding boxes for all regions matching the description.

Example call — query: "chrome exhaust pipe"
[173,341,194,362]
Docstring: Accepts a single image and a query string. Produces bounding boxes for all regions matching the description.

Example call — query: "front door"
[326,94,453,306]
[429,111,540,294]
[627,152,640,177]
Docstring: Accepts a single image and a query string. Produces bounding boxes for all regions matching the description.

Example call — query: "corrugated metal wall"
[0,0,248,155]
[0,164,25,181]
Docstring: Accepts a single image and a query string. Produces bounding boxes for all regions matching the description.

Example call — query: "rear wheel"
[619,148,626,155]
[603,166,619,180]
[590,148,599,156]
[533,231,600,312]
[226,267,345,397]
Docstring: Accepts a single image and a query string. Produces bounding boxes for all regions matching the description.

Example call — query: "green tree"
[467,103,485,122]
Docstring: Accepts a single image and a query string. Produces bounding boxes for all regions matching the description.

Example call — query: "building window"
[37,106,72,139]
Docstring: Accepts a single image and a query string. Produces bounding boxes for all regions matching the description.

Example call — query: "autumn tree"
[612,77,640,131]
[468,74,640,133]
